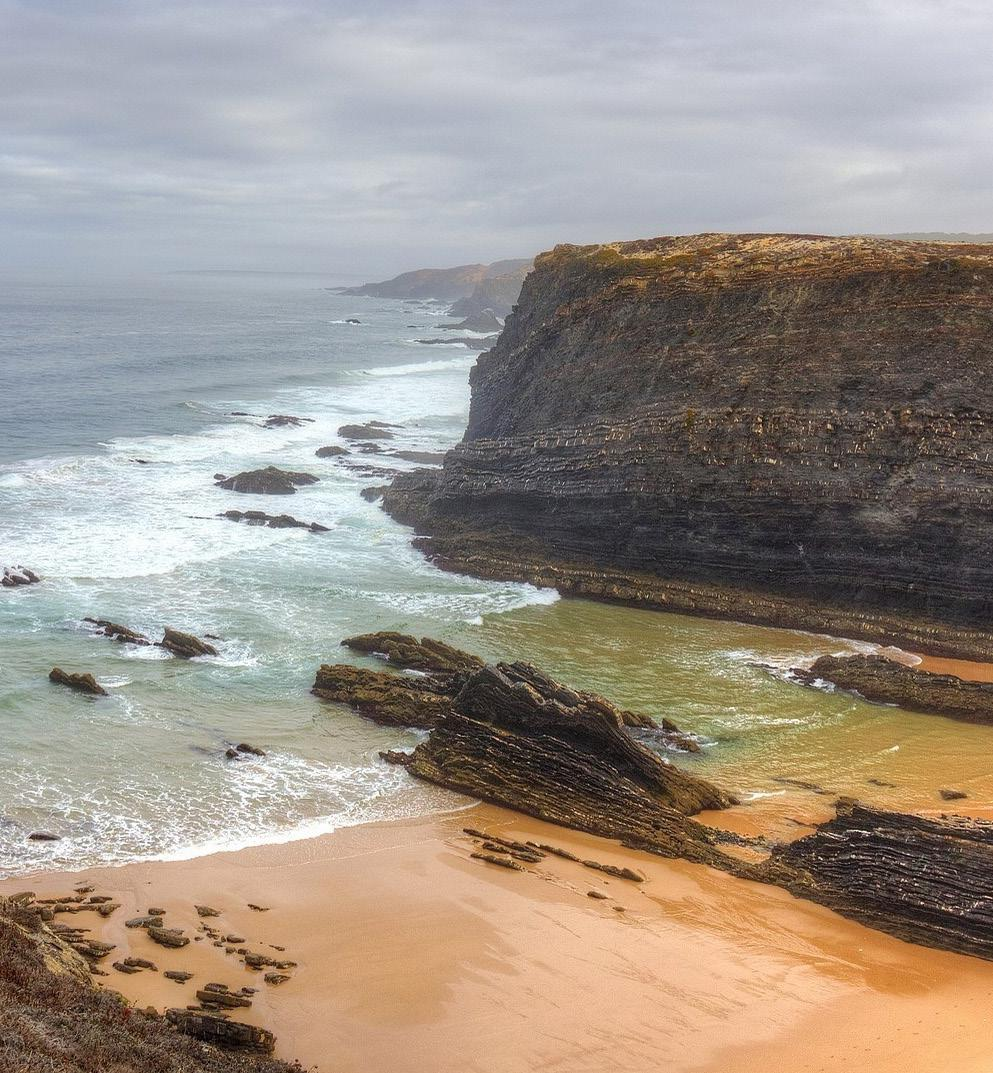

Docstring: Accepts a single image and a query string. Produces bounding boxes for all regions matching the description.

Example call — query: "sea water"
[2,271,990,876]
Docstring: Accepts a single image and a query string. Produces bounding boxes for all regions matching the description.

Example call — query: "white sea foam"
[361,355,478,377]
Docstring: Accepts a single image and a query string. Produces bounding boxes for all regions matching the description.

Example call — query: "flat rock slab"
[215,466,319,495]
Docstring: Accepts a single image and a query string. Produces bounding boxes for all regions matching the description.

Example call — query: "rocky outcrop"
[342,258,530,308]
[382,234,993,659]
[315,444,348,457]
[2,565,40,587]
[220,510,329,533]
[439,309,504,333]
[320,631,698,744]
[166,1010,276,1055]
[49,667,107,696]
[795,654,993,724]
[84,617,152,645]
[161,628,218,659]
[337,422,396,441]
[762,802,993,960]
[447,261,533,318]
[215,467,319,495]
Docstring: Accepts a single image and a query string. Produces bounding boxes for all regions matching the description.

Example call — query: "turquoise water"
[3,272,990,877]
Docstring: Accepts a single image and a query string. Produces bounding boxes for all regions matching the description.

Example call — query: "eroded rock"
[160,628,218,659]
[49,667,107,696]
[219,509,329,533]
[337,422,397,441]
[215,466,319,495]
[796,654,993,724]
[2,566,41,587]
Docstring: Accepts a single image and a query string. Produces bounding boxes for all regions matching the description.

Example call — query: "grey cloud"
[1,0,992,274]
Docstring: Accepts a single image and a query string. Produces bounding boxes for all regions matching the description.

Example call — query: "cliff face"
[383,233,993,658]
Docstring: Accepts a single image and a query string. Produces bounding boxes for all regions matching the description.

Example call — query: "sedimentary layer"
[383,233,993,657]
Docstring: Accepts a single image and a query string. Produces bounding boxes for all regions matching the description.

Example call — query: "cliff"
[342,257,531,310]
[383,233,993,658]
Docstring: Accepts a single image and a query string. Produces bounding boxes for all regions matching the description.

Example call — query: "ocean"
[3,270,990,877]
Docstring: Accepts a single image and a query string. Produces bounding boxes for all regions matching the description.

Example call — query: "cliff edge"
[383,233,993,658]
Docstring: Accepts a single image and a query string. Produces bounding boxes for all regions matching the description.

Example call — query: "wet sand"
[3,804,992,1073]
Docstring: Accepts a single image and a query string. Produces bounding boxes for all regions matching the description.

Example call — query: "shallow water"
[2,271,990,876]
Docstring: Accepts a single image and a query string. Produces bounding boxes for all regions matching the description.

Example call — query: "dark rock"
[123,957,158,971]
[262,414,313,429]
[247,904,269,912]
[126,915,164,929]
[264,972,290,985]
[165,1009,276,1054]
[235,742,265,757]
[381,235,993,662]
[796,654,993,724]
[49,667,107,696]
[379,749,413,765]
[361,485,389,503]
[940,788,968,800]
[83,617,152,645]
[196,988,251,1008]
[343,631,483,675]
[160,628,218,659]
[164,970,194,982]
[345,318,361,324]
[148,926,189,949]
[587,890,609,900]
[113,960,142,974]
[219,509,329,533]
[195,905,220,917]
[27,831,61,842]
[215,466,319,495]
[315,444,348,457]
[337,423,396,441]
[2,565,41,587]
[148,907,166,916]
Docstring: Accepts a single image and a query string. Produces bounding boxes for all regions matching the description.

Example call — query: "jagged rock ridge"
[383,233,993,658]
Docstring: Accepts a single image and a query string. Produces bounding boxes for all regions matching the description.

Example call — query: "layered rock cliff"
[383,233,993,658]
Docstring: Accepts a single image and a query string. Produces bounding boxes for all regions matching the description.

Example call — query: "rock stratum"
[315,632,993,961]
[383,233,993,659]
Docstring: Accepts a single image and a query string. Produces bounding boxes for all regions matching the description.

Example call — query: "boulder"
[160,628,218,659]
[49,667,107,696]
[219,509,329,533]
[215,466,319,495]
[315,444,348,457]
[2,566,41,587]
[148,926,189,949]
[27,831,62,842]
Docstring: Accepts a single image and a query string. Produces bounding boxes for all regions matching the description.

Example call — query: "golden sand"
[4,804,991,1073]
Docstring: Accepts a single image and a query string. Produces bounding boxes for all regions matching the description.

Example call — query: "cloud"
[1,0,991,273]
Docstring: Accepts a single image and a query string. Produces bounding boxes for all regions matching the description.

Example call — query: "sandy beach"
[3,802,991,1073]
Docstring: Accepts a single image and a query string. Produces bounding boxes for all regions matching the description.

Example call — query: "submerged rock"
[219,509,329,533]
[160,628,218,659]
[313,664,454,729]
[49,667,107,696]
[337,422,397,441]
[795,654,993,724]
[261,414,313,429]
[215,466,319,495]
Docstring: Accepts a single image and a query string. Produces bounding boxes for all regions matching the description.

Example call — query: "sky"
[2,0,992,276]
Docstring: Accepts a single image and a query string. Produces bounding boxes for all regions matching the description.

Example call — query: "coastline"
[4,803,991,1073]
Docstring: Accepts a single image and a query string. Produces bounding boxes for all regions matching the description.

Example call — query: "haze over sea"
[3,271,991,877]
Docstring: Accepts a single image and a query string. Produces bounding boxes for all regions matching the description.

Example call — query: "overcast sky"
[2,0,992,276]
